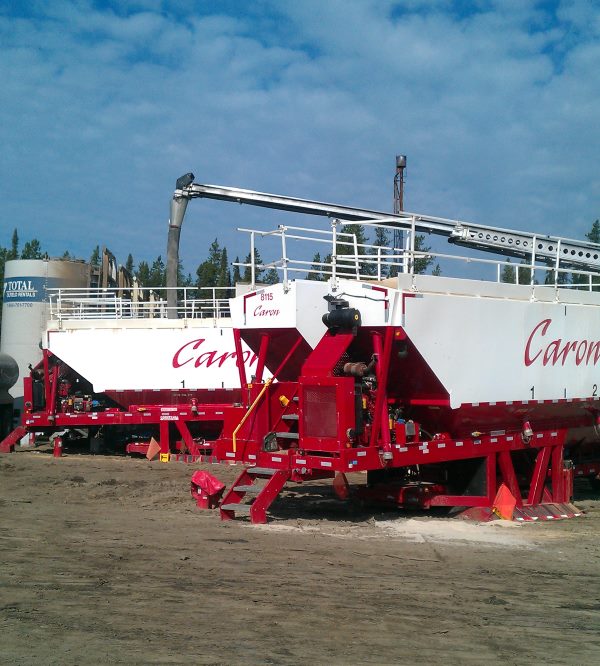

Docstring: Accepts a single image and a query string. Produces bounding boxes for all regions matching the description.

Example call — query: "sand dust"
[2,452,600,665]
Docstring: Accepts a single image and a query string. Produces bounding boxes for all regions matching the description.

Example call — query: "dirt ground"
[1,452,600,666]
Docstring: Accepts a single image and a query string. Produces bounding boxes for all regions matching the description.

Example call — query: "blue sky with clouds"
[1,0,599,274]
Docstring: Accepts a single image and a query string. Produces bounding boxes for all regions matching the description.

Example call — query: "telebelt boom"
[166,173,599,313]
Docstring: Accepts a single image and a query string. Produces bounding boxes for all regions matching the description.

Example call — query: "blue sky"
[1,0,599,275]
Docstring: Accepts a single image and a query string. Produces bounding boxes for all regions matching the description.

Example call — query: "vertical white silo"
[1,259,90,404]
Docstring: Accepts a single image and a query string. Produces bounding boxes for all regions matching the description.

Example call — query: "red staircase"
[0,426,27,454]
[220,467,290,523]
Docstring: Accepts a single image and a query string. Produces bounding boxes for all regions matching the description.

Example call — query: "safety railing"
[47,286,234,322]
[234,218,600,294]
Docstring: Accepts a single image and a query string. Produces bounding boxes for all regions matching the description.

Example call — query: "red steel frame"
[199,322,585,520]
[0,324,593,522]
[0,349,246,456]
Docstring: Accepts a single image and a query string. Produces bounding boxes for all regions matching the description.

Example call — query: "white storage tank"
[1,259,90,403]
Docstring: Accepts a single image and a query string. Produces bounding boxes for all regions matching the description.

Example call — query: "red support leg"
[272,336,304,377]
[498,450,523,507]
[551,443,565,503]
[159,421,170,455]
[486,453,497,504]
[527,446,551,505]
[175,420,200,456]
[254,333,270,384]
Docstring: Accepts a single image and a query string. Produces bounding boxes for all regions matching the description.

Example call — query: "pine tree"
[90,245,100,267]
[517,261,535,285]
[232,257,241,285]
[373,227,390,278]
[21,239,43,259]
[587,220,600,244]
[0,247,7,279]
[243,248,264,283]
[544,268,570,286]
[264,268,279,284]
[0,246,6,331]
[207,238,221,270]
[176,259,189,302]
[374,227,390,247]
[149,255,166,288]
[307,252,324,281]
[218,247,231,287]
[385,230,433,277]
[501,259,516,283]
[9,229,19,260]
[125,253,134,274]
[572,219,600,289]
[136,261,151,287]
[335,224,375,277]
[176,259,186,286]
[196,238,222,289]
[413,235,434,275]
[503,259,536,285]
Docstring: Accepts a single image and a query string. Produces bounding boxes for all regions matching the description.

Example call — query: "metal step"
[0,426,27,453]
[220,503,252,514]
[282,414,299,421]
[247,467,277,476]
[233,484,260,493]
[276,432,299,439]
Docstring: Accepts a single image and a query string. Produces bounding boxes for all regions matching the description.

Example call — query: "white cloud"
[0,0,598,276]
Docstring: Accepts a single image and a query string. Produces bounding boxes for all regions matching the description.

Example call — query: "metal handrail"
[47,286,235,321]
[234,220,600,292]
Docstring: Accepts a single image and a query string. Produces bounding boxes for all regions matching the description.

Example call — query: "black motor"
[322,296,361,335]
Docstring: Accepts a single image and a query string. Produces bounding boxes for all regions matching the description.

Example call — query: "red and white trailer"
[172,178,600,522]
[0,294,258,458]
[3,175,600,523]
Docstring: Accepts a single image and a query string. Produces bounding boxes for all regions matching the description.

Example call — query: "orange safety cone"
[492,482,517,520]
[146,437,161,461]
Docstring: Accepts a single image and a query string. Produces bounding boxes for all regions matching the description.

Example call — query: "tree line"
[304,224,438,280]
[0,231,279,331]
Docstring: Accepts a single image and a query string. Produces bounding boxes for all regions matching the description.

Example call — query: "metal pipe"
[554,239,562,292]
[166,174,194,319]
[250,232,256,288]
[280,226,289,290]
[176,180,600,270]
[352,232,359,279]
[530,235,537,286]
[331,219,338,286]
